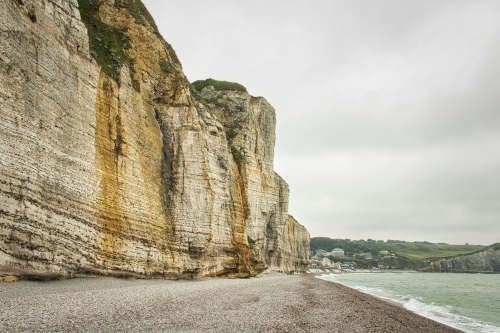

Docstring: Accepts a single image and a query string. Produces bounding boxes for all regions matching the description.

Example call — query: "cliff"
[0,0,309,279]
[429,244,500,273]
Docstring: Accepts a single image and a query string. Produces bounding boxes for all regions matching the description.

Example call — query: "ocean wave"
[317,274,500,333]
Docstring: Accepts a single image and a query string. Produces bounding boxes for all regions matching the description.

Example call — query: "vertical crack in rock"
[288,217,297,257]
[95,71,128,270]
[152,107,175,247]
[228,158,255,277]
[200,151,215,243]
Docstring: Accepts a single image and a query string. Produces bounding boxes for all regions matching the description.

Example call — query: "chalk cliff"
[0,0,309,279]
[430,244,500,273]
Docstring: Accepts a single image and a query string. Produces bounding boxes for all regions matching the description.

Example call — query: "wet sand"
[0,273,461,332]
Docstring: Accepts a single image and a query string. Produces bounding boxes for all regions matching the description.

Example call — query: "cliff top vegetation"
[191,79,247,93]
[77,0,131,83]
[77,0,180,84]
[113,0,180,64]
[311,237,485,260]
[432,242,500,260]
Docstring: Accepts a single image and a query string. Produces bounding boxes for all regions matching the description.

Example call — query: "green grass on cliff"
[191,79,247,93]
[189,78,247,164]
[189,84,207,104]
[114,0,158,31]
[77,0,131,84]
[114,0,180,65]
[160,61,178,75]
[396,248,484,260]
[77,0,181,84]
[433,242,500,260]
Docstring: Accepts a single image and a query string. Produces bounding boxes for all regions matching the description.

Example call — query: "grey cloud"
[144,0,500,244]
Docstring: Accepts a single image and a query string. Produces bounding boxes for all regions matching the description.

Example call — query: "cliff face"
[0,0,309,279]
[430,244,500,273]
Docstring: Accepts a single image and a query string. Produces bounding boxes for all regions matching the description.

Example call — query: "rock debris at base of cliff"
[0,0,310,279]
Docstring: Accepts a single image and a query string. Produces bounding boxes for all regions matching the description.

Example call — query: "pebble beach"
[0,273,461,332]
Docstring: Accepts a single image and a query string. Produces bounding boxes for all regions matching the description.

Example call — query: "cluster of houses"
[309,258,357,272]
[309,248,397,272]
[314,248,345,258]
[309,248,356,272]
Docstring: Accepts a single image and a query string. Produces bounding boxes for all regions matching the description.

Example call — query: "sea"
[318,272,500,333]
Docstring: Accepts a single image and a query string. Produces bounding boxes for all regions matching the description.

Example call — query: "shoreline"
[313,272,405,306]
[305,273,461,332]
[309,269,418,274]
[309,268,500,275]
[0,273,461,332]
[316,271,500,333]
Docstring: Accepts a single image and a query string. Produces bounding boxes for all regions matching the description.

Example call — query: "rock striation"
[430,244,500,273]
[0,0,309,279]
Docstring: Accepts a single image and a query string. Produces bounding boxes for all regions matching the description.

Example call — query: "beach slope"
[0,274,460,332]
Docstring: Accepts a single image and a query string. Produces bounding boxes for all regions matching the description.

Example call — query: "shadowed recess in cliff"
[228,158,257,277]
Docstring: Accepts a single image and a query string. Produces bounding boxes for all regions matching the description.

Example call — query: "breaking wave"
[318,274,500,333]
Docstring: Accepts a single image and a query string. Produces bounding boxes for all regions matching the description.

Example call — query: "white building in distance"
[331,248,345,258]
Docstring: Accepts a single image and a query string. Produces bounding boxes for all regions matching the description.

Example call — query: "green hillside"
[311,237,484,260]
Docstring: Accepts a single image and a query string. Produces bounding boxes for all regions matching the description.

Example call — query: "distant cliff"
[0,0,309,279]
[429,244,500,273]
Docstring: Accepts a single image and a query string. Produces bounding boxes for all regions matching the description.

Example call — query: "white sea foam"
[317,274,500,333]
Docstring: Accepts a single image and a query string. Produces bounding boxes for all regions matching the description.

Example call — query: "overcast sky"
[144,0,500,245]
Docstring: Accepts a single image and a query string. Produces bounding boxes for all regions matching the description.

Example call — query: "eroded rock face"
[430,245,500,273]
[0,0,309,278]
